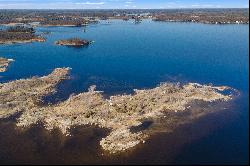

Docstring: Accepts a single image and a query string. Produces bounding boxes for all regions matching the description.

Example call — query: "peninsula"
[0,26,45,44]
[0,67,236,154]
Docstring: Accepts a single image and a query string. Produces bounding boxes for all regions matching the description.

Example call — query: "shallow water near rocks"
[0,20,249,164]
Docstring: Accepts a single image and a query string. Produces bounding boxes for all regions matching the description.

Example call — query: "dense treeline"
[6,26,35,33]
[153,12,249,24]
[40,18,88,26]
[0,31,36,41]
[0,26,44,43]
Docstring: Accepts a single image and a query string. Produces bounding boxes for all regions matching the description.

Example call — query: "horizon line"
[0,7,249,10]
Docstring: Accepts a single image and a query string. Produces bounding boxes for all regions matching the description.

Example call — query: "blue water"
[0,20,249,164]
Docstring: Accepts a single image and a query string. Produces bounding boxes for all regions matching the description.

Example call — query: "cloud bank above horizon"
[0,0,249,9]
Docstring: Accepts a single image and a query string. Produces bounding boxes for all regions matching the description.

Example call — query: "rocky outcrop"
[55,38,91,47]
[0,67,236,154]
[0,57,14,72]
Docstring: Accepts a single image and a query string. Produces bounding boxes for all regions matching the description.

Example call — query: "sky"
[0,0,249,9]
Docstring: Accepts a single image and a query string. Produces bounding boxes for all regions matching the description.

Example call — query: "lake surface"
[0,20,249,164]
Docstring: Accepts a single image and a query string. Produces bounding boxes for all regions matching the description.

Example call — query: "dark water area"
[0,101,246,165]
[0,20,249,164]
[174,94,249,165]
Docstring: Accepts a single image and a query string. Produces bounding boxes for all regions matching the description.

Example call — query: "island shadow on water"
[0,121,109,165]
[58,44,90,49]
[0,97,240,165]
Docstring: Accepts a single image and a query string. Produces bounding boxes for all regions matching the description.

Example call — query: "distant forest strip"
[0,8,248,25]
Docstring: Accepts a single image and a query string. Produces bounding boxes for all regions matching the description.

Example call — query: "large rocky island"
[0,67,236,154]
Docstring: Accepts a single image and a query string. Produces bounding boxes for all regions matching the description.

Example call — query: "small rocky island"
[0,67,236,154]
[0,26,45,44]
[55,38,91,47]
[0,57,14,72]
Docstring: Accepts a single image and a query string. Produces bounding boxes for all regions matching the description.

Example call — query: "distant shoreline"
[0,8,248,26]
[1,19,248,27]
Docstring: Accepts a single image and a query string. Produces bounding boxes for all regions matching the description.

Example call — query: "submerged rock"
[0,67,236,154]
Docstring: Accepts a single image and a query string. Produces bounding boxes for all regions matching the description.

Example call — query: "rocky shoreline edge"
[0,37,45,45]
